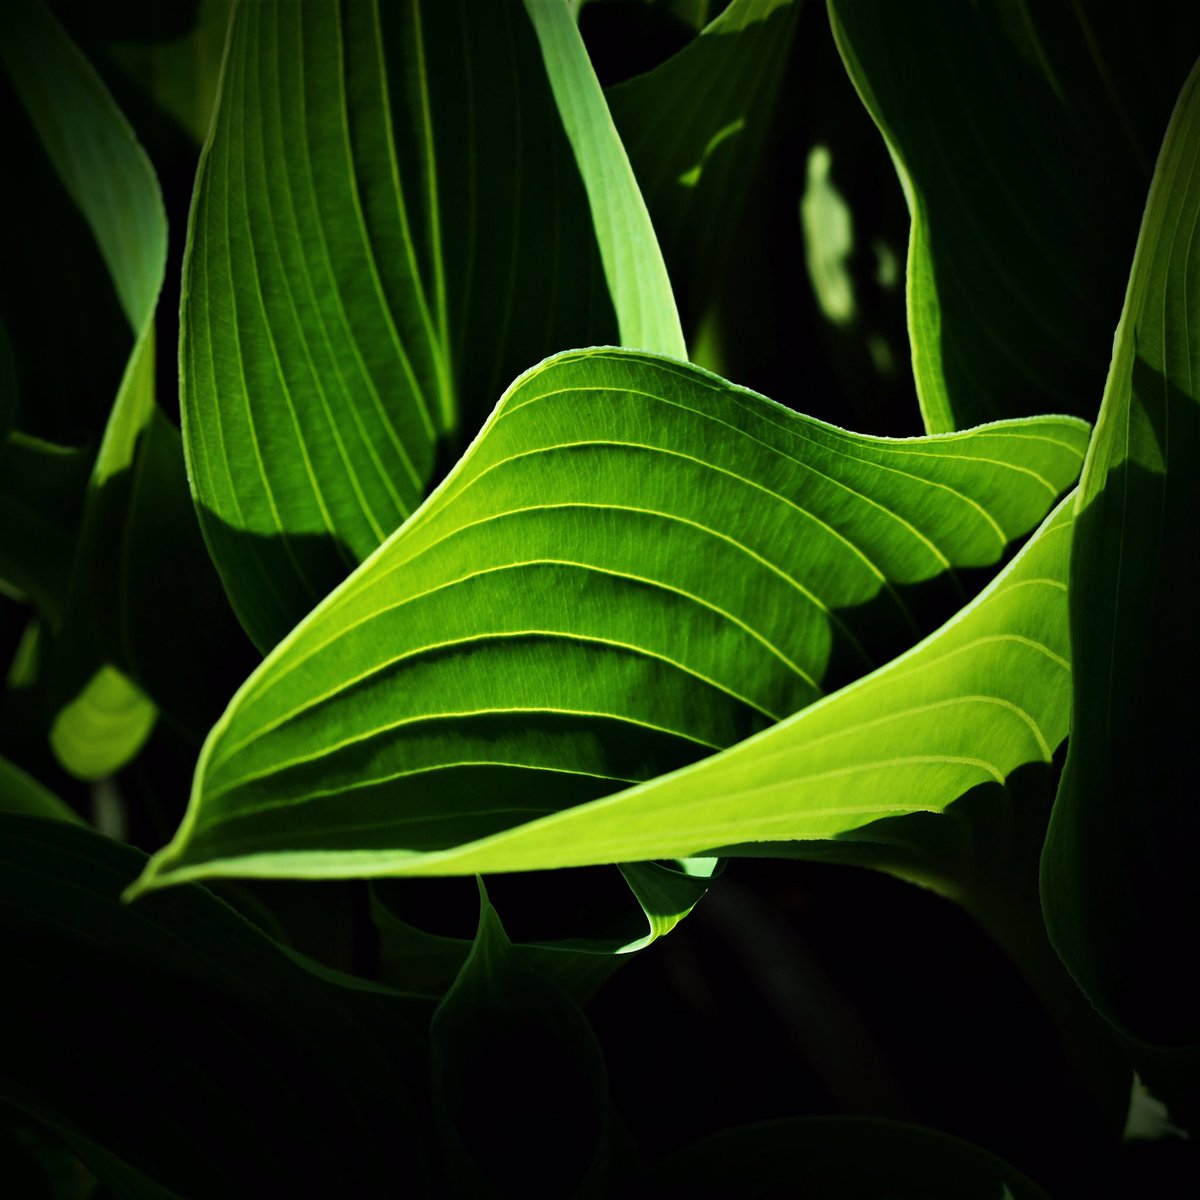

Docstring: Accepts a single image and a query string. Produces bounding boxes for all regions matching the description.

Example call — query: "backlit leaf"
[131,349,1086,891]
[182,0,616,650]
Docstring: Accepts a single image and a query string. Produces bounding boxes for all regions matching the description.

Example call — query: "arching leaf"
[131,349,1086,892]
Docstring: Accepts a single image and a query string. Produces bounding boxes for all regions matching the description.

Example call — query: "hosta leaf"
[829,0,1200,431]
[308,494,1077,878]
[132,349,1085,891]
[524,0,685,360]
[606,0,799,338]
[0,814,427,1198]
[652,1117,1051,1199]
[183,0,616,650]
[430,882,611,1197]
[1042,60,1200,1049]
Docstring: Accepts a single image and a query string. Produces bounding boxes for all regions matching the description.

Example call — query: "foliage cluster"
[1,1,1198,1195]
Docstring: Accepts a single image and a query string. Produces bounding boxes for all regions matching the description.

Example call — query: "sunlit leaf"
[131,349,1085,891]
[182,0,616,650]
[525,0,685,359]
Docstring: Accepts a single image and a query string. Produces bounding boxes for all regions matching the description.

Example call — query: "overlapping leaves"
[134,349,1086,890]
[182,0,617,650]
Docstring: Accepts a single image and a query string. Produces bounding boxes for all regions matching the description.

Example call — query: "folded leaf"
[132,349,1085,891]
[830,0,1200,431]
[1042,59,1200,1049]
[182,0,616,650]
[0,814,427,1198]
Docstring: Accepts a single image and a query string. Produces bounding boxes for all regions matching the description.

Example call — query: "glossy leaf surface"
[133,349,1086,890]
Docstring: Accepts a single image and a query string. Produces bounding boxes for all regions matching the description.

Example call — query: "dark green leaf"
[1042,60,1200,1049]
[430,882,611,1197]
[607,0,800,340]
[0,814,427,1198]
[829,0,1200,430]
[652,1117,1052,1198]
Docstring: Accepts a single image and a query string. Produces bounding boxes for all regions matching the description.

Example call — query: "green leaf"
[0,814,428,1198]
[3,0,252,750]
[131,348,1085,891]
[524,0,685,359]
[372,858,717,999]
[651,1117,1052,1198]
[0,755,84,825]
[48,664,156,782]
[430,882,611,1197]
[0,0,165,334]
[0,434,91,620]
[182,0,617,651]
[108,0,234,145]
[1042,60,1200,1049]
[606,0,799,340]
[829,0,1200,431]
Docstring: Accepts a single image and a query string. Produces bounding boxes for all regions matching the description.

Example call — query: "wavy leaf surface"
[1042,59,1200,1049]
[829,0,1200,431]
[133,349,1086,890]
[183,0,616,650]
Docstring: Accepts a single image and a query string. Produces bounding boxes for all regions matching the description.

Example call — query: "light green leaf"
[829,0,1200,431]
[1042,59,1200,1049]
[525,0,685,359]
[48,665,156,783]
[131,348,1086,892]
[0,815,427,1197]
[651,1117,1052,1199]
[182,0,617,651]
